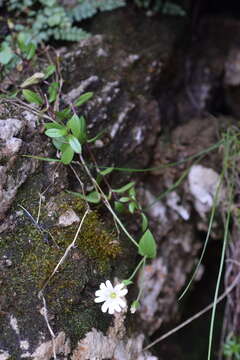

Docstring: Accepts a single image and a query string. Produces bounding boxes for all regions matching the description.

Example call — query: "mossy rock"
[0,179,130,356]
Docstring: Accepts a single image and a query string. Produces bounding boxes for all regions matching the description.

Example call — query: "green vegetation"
[0,0,185,75]
[134,0,186,15]
[0,0,125,74]
[2,1,240,357]
[224,333,240,360]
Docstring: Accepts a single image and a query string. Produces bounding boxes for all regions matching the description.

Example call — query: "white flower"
[94,280,128,315]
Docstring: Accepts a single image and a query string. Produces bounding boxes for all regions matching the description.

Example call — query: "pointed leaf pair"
[67,114,86,143]
[56,107,71,121]
[67,190,101,204]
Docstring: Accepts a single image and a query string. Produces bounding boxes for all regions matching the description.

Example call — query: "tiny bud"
[130,300,140,314]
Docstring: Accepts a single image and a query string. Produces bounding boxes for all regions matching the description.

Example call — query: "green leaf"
[0,90,20,98]
[52,137,66,150]
[87,128,107,143]
[67,115,87,143]
[48,14,61,27]
[112,181,135,193]
[17,39,27,54]
[114,201,125,213]
[128,201,136,214]
[67,114,81,138]
[45,128,67,138]
[17,35,36,59]
[61,144,74,164]
[138,229,157,259]
[141,213,148,232]
[86,191,101,203]
[129,187,136,198]
[68,135,82,154]
[17,32,32,49]
[48,82,59,103]
[99,167,114,176]
[0,43,14,65]
[67,190,101,204]
[119,197,130,203]
[22,89,43,105]
[78,116,87,143]
[44,64,56,79]
[20,72,45,88]
[22,154,60,162]
[56,108,71,121]
[25,43,36,60]
[74,92,93,107]
[44,122,65,130]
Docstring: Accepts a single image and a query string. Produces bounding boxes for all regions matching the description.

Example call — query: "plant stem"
[126,257,145,282]
[79,154,139,248]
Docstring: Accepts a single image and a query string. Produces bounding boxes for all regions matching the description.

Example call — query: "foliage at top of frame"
[133,0,186,16]
[0,0,126,72]
[4,0,126,44]
[0,0,185,73]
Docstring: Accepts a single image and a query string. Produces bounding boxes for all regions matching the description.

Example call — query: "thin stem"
[207,195,232,360]
[96,140,224,173]
[103,202,138,247]
[136,257,146,302]
[126,257,145,282]
[178,172,224,300]
[79,154,139,248]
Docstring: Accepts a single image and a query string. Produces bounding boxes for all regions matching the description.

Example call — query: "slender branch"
[79,154,139,248]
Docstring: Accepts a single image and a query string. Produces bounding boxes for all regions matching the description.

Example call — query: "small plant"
[1,55,158,315]
[224,333,240,360]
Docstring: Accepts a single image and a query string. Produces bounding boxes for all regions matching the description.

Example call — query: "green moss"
[1,184,120,341]
[1,185,120,347]
[49,192,121,268]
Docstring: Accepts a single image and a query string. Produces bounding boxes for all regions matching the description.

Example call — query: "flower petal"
[118,288,128,297]
[94,297,105,303]
[105,280,113,290]
[114,304,122,312]
[108,304,116,314]
[100,282,107,290]
[114,283,124,292]
[116,298,126,308]
[101,301,109,313]
[95,289,106,297]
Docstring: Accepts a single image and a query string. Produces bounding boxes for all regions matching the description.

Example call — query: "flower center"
[110,292,117,299]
